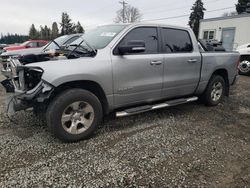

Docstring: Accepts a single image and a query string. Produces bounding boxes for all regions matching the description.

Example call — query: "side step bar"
[116,96,198,118]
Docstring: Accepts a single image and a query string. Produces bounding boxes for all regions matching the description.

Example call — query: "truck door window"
[116,27,159,55]
[161,28,193,53]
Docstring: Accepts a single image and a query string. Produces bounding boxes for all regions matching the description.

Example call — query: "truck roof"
[105,22,191,32]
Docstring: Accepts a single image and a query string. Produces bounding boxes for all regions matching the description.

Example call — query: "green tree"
[60,12,74,35]
[29,24,39,39]
[39,26,45,39]
[51,22,59,39]
[236,0,250,14]
[39,25,51,40]
[44,25,51,40]
[188,0,206,38]
[75,21,85,33]
[0,34,29,44]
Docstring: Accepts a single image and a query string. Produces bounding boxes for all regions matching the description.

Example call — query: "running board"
[116,96,198,118]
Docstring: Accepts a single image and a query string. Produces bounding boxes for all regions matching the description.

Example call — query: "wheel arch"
[51,80,110,115]
[211,69,230,96]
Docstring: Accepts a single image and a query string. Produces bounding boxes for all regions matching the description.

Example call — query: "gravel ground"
[0,75,249,187]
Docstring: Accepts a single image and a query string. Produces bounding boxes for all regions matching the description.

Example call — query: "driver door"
[111,27,164,108]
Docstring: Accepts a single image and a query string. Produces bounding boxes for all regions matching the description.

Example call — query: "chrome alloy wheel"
[211,82,223,102]
[61,101,94,135]
[239,60,250,73]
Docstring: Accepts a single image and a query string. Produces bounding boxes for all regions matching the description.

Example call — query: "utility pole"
[119,1,128,23]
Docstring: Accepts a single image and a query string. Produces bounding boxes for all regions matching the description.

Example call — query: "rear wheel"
[46,89,103,142]
[201,75,226,106]
[239,57,250,76]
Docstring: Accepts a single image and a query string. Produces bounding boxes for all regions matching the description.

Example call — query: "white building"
[199,14,250,51]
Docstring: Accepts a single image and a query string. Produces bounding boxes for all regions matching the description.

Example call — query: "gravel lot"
[0,75,249,187]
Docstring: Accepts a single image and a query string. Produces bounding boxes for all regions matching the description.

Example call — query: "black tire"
[200,75,226,106]
[46,89,103,142]
[238,57,250,76]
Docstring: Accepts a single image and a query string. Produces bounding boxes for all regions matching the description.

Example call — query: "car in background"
[0,44,8,55]
[3,40,48,52]
[0,34,82,64]
[236,43,250,75]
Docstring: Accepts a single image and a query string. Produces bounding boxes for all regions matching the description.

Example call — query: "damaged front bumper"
[0,58,54,116]
[3,80,54,116]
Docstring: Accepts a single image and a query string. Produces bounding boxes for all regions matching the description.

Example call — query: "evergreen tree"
[236,0,250,14]
[39,26,45,40]
[75,21,85,33]
[60,12,74,35]
[51,22,59,39]
[188,0,206,38]
[29,24,38,39]
[44,25,51,40]
[0,34,29,44]
[71,23,77,34]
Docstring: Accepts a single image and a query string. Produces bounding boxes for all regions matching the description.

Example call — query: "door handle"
[187,59,198,63]
[150,60,162,66]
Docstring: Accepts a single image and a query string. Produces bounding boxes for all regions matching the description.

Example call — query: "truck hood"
[1,47,43,56]
[25,57,99,86]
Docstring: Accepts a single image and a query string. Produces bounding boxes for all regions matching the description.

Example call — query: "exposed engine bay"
[1,58,54,114]
[1,43,96,93]
[0,37,97,115]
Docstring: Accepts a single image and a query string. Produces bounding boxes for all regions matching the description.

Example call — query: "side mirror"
[118,40,146,55]
[26,45,31,48]
[247,44,250,48]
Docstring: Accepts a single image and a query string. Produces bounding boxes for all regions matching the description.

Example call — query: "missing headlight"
[22,67,44,91]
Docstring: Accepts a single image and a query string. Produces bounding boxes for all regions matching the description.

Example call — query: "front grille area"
[3,58,44,92]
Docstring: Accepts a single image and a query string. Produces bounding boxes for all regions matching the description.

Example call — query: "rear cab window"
[161,28,193,53]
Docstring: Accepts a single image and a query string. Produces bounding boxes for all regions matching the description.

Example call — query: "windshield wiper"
[67,38,97,58]
[82,38,97,55]
[51,40,61,49]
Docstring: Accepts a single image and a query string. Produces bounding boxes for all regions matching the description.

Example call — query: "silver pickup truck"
[0,23,240,142]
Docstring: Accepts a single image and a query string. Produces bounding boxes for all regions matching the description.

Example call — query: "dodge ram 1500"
[0,23,240,142]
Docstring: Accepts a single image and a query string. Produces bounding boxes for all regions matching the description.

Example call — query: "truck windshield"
[72,25,127,49]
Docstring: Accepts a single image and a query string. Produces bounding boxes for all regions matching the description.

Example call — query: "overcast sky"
[0,0,238,35]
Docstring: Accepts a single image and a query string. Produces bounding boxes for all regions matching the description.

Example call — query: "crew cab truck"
[0,23,240,142]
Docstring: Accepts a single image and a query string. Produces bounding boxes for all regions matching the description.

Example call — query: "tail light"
[236,58,240,70]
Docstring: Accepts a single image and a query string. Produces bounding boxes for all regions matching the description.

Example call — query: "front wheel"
[46,89,103,142]
[201,75,226,106]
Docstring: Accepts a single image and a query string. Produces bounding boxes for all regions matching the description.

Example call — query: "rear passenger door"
[160,28,202,99]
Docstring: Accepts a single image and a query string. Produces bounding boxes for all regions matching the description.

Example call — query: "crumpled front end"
[0,58,54,116]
